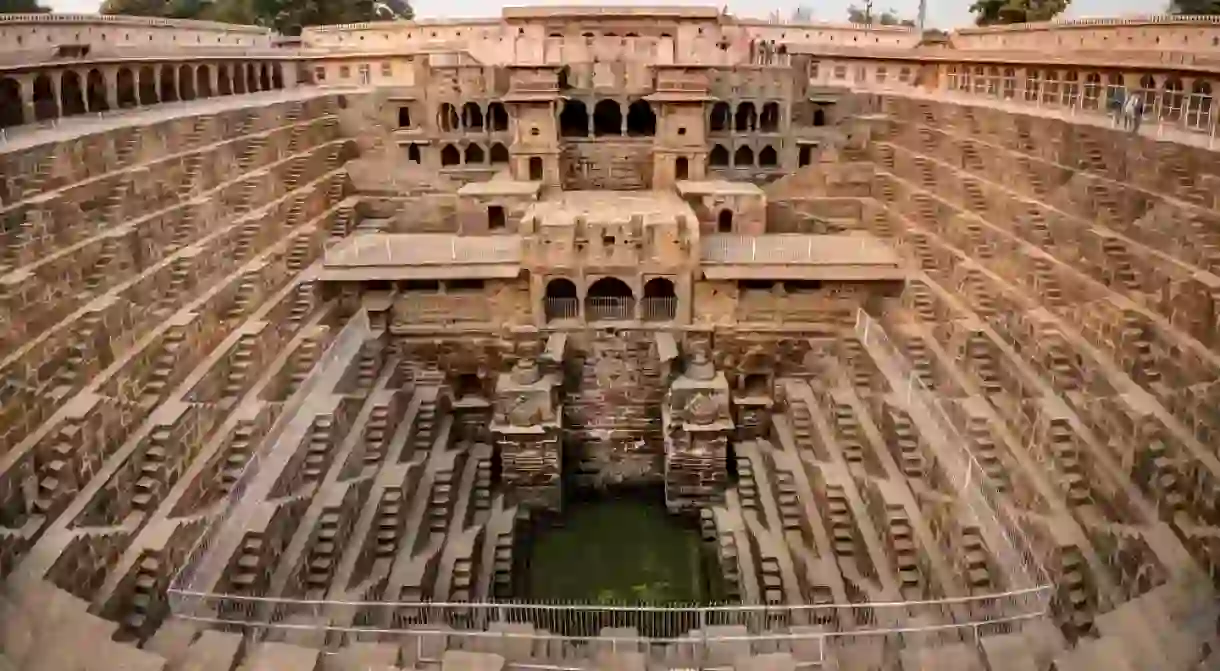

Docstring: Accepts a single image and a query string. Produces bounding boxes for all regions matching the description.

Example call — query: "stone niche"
[455,180,542,235]
[676,180,767,235]
[663,346,733,513]
[491,358,564,511]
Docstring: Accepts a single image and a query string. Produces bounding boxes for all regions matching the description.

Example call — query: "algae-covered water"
[526,495,710,605]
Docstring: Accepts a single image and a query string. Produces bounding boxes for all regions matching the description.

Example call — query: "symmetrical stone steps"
[491,527,516,600]
[427,467,455,535]
[132,427,171,512]
[303,415,336,483]
[221,421,256,494]
[306,509,341,592]
[223,333,258,401]
[826,484,856,558]
[362,404,392,466]
[831,400,866,468]
[375,487,404,559]
[287,336,321,395]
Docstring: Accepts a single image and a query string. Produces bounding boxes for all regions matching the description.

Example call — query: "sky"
[43,0,1167,30]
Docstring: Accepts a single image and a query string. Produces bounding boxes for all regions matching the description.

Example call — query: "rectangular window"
[380,61,392,77]
[488,205,506,230]
[314,66,326,82]
[833,65,846,80]
[339,65,351,79]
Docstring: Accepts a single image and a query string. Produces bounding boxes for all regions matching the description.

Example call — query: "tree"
[848,2,913,25]
[0,0,50,12]
[1168,0,1220,13]
[968,0,1069,25]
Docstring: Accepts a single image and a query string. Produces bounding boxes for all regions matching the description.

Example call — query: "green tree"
[1168,0,1220,13]
[848,2,913,25]
[0,0,50,12]
[968,0,1069,25]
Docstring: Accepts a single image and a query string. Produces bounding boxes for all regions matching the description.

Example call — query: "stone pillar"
[104,66,118,111]
[49,70,63,119]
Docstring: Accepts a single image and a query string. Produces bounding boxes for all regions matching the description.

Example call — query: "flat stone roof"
[525,190,697,228]
[676,180,766,197]
[320,233,522,280]
[700,233,905,281]
[457,180,543,197]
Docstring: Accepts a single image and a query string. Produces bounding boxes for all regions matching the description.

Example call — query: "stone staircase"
[119,553,162,641]
[302,415,335,482]
[375,487,404,559]
[884,502,921,595]
[287,336,321,395]
[362,403,392,466]
[220,421,255,493]
[831,399,866,467]
[826,484,856,558]
[132,427,171,512]
[427,466,455,535]
[305,509,341,594]
[288,281,316,327]
[223,332,257,401]
[885,405,924,480]
[143,327,185,405]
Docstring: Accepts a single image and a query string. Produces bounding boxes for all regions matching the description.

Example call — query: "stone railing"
[957,14,1220,33]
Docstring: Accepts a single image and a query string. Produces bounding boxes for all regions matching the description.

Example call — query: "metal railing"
[167,587,1050,667]
[701,234,880,265]
[853,309,1051,594]
[641,296,678,322]
[585,296,634,321]
[543,297,579,322]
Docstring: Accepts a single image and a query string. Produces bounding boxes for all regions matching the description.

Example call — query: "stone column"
[208,62,219,95]
[103,66,118,111]
[18,74,35,123]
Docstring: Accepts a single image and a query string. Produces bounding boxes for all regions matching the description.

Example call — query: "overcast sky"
[44,0,1166,30]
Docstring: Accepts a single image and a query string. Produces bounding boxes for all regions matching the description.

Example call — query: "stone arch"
[709,144,729,167]
[441,144,461,166]
[1187,80,1213,128]
[585,276,634,320]
[260,63,271,91]
[60,70,86,117]
[160,65,177,103]
[593,99,622,136]
[178,64,195,101]
[117,67,137,107]
[0,77,24,128]
[625,99,655,136]
[734,145,754,167]
[759,102,780,132]
[717,208,733,233]
[197,65,212,97]
[544,278,578,321]
[234,64,247,94]
[759,145,778,167]
[1162,77,1185,120]
[439,103,459,132]
[462,101,483,130]
[218,66,232,95]
[490,142,509,163]
[1083,72,1102,108]
[465,143,484,164]
[488,102,508,131]
[642,277,677,321]
[272,63,284,89]
[560,99,588,137]
[138,66,158,105]
[735,101,757,132]
[675,156,689,180]
[710,101,731,132]
[32,73,57,121]
[86,71,108,115]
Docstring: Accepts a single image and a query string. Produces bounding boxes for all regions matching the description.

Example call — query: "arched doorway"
[759,145,778,167]
[585,277,634,321]
[234,65,247,94]
[138,66,158,105]
[178,64,195,100]
[464,143,484,164]
[626,100,655,136]
[32,74,56,121]
[759,102,780,132]
[642,277,677,321]
[272,63,284,89]
[488,102,508,131]
[440,144,460,166]
[60,70,86,116]
[407,144,421,163]
[0,78,24,128]
[260,64,271,91]
[675,157,689,180]
[593,99,621,136]
[197,65,212,98]
[813,108,826,126]
[490,142,509,164]
[735,102,757,132]
[734,145,754,167]
[462,102,483,131]
[219,67,232,95]
[717,209,733,233]
[708,144,729,167]
[86,69,108,112]
[246,63,258,91]
[559,99,588,137]
[710,101,730,132]
[117,67,137,107]
[544,278,578,321]
[528,156,543,180]
[159,65,177,103]
[439,103,459,132]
